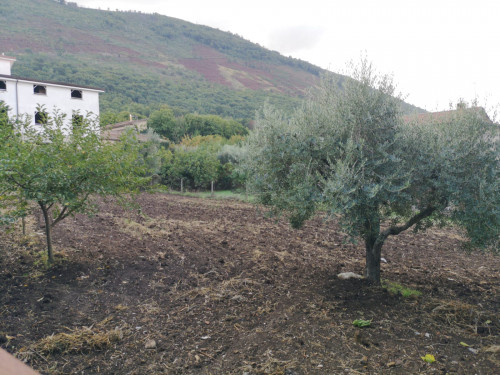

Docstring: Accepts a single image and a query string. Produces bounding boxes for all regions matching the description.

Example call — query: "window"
[72,114,84,129]
[35,111,48,125]
[0,81,6,91]
[34,85,47,95]
[71,89,82,99]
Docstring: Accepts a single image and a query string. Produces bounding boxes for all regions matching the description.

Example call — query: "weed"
[352,319,372,328]
[382,280,422,298]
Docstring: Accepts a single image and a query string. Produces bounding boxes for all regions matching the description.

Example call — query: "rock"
[338,272,363,280]
[145,339,157,349]
[468,347,478,354]
[231,294,246,302]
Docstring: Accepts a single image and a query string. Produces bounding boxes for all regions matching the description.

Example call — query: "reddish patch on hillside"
[180,45,286,91]
[0,36,52,54]
[2,17,141,59]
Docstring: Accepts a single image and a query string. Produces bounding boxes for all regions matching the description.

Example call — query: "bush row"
[138,133,247,191]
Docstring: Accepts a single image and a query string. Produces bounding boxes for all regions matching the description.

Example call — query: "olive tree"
[245,61,499,284]
[0,108,147,263]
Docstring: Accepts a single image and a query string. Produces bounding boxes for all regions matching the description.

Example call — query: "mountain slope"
[0,0,423,119]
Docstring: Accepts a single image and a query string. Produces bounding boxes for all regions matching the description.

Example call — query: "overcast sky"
[75,0,500,115]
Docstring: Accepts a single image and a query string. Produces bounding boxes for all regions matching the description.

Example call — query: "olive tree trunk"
[365,239,383,284]
[363,218,384,284]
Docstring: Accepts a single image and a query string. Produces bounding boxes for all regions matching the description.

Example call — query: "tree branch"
[51,205,68,227]
[377,205,437,244]
[51,192,91,227]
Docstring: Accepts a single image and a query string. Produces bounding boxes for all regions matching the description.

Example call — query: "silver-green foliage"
[245,60,499,283]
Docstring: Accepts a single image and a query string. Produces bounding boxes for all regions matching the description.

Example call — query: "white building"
[0,55,104,130]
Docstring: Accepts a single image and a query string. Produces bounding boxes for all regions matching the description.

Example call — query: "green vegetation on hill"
[0,0,319,121]
[0,0,425,122]
[12,53,302,121]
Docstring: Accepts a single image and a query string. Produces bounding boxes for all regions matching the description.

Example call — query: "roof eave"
[0,74,105,93]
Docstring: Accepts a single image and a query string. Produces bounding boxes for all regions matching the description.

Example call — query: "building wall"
[0,78,101,131]
[0,59,14,75]
[0,79,17,113]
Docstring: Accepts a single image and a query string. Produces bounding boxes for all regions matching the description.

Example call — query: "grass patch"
[382,280,422,298]
[170,189,255,202]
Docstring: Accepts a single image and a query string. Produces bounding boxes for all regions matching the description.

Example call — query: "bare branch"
[378,205,436,244]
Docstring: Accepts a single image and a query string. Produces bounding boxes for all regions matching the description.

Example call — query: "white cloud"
[72,0,500,113]
[267,26,324,54]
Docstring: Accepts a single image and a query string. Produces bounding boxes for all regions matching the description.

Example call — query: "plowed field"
[1,193,498,374]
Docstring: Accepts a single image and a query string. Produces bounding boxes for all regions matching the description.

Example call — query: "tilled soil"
[0,193,499,374]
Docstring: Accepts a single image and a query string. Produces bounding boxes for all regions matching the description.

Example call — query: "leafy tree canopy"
[147,107,180,141]
[245,60,499,284]
[0,106,148,263]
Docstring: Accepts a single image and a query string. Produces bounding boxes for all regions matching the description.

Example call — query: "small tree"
[245,60,499,284]
[0,109,147,263]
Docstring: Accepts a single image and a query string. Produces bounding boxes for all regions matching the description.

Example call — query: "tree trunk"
[365,240,383,284]
[363,217,383,284]
[40,205,54,264]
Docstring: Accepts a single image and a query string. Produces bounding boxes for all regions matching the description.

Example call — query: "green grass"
[382,280,422,298]
[169,189,255,202]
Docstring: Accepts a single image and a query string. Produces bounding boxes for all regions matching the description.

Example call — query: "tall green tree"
[147,107,183,141]
[0,108,147,263]
[245,61,499,284]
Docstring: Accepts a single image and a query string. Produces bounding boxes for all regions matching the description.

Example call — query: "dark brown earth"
[0,193,499,374]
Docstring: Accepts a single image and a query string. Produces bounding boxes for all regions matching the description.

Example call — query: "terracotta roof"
[102,119,151,142]
[0,74,104,92]
[103,119,148,131]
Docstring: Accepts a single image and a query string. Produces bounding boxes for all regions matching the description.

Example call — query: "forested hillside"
[0,0,423,120]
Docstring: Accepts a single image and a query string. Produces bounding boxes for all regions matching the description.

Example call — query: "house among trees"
[0,54,103,131]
